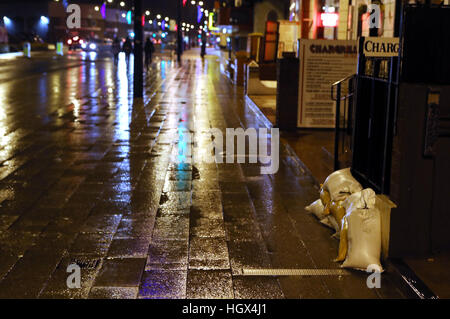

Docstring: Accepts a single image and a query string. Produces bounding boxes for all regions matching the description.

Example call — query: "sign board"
[362,37,399,57]
[277,20,300,58]
[297,39,358,128]
[169,19,177,32]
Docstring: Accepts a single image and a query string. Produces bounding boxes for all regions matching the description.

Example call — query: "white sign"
[297,39,358,128]
[363,37,399,57]
[277,20,300,58]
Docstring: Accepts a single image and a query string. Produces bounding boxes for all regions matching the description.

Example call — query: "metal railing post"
[334,82,341,171]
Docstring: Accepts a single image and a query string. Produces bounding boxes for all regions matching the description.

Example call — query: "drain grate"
[242,269,350,276]
[71,257,101,270]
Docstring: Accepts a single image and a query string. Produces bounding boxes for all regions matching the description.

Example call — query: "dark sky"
[3,0,213,26]
[143,0,215,25]
[94,0,214,25]
[143,0,196,24]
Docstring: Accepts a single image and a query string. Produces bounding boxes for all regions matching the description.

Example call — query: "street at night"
[0,0,449,308]
[0,48,400,299]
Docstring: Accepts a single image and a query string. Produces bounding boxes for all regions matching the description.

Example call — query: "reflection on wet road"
[0,49,404,299]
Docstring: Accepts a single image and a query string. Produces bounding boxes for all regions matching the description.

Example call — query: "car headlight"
[81,43,87,49]
[89,43,97,50]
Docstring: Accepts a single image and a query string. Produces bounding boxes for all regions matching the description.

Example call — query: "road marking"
[242,268,350,276]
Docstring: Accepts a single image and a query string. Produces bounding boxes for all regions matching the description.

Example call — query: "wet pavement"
[0,49,406,299]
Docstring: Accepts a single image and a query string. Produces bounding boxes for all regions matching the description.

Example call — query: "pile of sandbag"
[305,168,385,272]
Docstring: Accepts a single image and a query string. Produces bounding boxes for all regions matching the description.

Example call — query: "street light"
[120,1,125,7]
[156,14,161,19]
[40,16,49,25]
[94,6,100,11]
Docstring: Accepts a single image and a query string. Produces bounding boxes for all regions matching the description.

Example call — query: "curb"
[0,52,23,59]
[245,94,320,187]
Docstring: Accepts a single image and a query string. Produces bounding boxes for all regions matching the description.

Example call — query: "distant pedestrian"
[122,36,133,64]
[144,37,155,70]
[200,34,206,59]
[112,37,121,64]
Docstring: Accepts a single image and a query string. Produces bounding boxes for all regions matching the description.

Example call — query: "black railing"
[331,74,356,171]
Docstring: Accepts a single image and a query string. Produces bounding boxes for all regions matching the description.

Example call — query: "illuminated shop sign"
[320,13,339,27]
[363,37,399,57]
[310,44,357,54]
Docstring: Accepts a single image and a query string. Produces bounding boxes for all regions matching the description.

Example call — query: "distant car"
[81,38,112,52]
[67,35,85,50]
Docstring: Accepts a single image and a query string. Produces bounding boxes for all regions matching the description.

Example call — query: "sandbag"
[319,187,331,212]
[322,168,363,202]
[341,189,383,271]
[329,200,346,231]
[319,217,334,229]
[305,199,327,220]
[305,199,334,229]
[342,188,377,212]
[335,216,348,262]
[327,215,341,235]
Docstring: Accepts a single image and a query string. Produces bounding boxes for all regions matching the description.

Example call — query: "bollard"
[276,52,299,130]
[23,42,31,58]
[56,42,64,56]
[245,61,259,95]
[234,51,248,86]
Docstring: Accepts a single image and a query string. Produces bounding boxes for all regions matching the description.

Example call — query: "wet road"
[0,49,405,298]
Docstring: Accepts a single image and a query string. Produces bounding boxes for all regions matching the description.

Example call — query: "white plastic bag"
[341,189,383,271]
[322,168,363,202]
